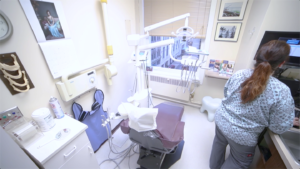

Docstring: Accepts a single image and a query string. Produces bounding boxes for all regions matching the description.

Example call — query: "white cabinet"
[43,132,99,169]
[24,116,99,169]
[60,143,99,169]
[0,127,38,169]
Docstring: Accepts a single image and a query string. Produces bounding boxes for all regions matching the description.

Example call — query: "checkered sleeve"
[224,77,232,98]
[269,87,294,134]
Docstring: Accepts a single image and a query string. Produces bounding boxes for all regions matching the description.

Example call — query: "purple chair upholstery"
[120,102,185,150]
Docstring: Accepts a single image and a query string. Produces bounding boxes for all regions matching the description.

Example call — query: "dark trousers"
[209,125,256,169]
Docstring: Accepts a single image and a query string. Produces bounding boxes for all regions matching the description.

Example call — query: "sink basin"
[279,130,300,166]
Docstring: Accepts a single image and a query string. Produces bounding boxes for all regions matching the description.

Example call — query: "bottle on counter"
[49,96,65,119]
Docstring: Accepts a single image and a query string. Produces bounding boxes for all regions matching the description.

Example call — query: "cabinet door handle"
[64,146,77,158]
[88,146,93,154]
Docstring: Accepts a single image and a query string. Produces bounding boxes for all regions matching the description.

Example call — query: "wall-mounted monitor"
[256,31,300,67]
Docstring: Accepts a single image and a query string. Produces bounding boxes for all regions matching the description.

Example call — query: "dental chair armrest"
[158,121,185,150]
[120,119,130,134]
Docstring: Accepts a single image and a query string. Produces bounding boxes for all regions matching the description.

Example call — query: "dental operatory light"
[127,13,210,101]
[171,26,199,42]
[110,13,211,128]
[143,13,209,67]
[144,13,199,43]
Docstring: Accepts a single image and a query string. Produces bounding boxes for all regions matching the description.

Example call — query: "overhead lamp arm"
[138,39,174,51]
[144,13,190,33]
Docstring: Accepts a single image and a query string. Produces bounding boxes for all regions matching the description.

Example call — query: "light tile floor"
[95,98,230,169]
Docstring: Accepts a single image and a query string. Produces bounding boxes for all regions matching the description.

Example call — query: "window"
[149,36,201,70]
[142,0,216,72]
[166,46,169,56]
[165,62,169,68]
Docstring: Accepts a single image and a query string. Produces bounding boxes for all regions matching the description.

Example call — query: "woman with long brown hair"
[209,40,295,169]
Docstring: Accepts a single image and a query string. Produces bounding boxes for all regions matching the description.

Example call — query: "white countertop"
[205,70,230,80]
[23,116,87,164]
[268,128,300,169]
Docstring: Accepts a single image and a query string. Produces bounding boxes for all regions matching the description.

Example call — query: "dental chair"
[120,102,185,169]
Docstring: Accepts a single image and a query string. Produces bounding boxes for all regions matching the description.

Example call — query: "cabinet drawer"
[43,132,90,169]
[60,143,99,169]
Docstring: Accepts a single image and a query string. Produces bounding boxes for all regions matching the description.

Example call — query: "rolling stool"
[200,96,222,122]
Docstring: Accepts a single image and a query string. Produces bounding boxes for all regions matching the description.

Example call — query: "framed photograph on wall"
[218,0,248,20]
[19,0,71,43]
[214,22,242,42]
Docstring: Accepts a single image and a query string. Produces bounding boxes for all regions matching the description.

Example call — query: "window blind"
[144,0,212,38]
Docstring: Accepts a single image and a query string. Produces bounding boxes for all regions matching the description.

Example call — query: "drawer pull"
[64,146,77,158]
[88,146,93,154]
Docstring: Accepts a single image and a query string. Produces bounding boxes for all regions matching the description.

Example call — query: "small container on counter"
[32,108,56,132]
[49,96,65,119]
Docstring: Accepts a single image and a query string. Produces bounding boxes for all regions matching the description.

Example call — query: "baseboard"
[152,94,202,109]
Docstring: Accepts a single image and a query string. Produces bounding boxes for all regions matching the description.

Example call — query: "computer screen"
[278,37,300,57]
[256,31,300,67]
[290,45,300,57]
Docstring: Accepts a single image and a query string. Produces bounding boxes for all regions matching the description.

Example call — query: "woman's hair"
[240,40,290,104]
[46,10,50,14]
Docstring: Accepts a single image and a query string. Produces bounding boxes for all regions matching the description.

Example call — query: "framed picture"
[31,1,65,40]
[19,0,71,43]
[218,0,248,20]
[214,22,242,42]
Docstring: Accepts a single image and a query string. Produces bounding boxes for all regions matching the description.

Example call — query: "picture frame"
[214,22,242,42]
[218,0,248,21]
[19,0,71,43]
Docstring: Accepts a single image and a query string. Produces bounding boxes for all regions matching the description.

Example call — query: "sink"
[279,130,300,166]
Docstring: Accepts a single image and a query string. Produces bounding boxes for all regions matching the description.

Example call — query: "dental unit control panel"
[131,50,148,61]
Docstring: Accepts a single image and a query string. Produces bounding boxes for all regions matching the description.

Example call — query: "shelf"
[205,70,230,80]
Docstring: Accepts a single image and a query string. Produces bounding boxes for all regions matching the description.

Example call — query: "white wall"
[235,0,300,71]
[207,0,254,61]
[190,0,300,102]
[0,0,137,127]
[150,0,300,103]
[192,0,254,102]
